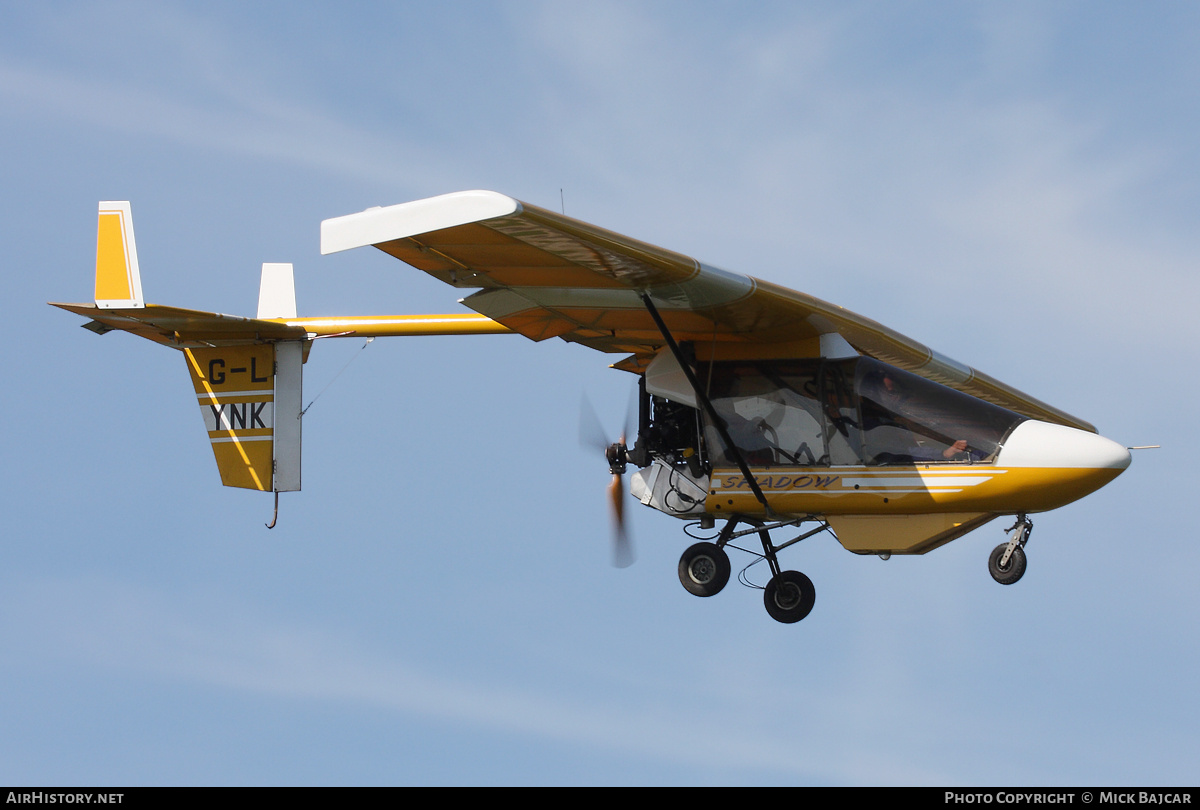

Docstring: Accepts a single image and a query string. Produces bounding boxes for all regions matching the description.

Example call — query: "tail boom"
[54,202,513,496]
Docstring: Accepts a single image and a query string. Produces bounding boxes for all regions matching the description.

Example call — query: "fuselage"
[628,353,1131,552]
[704,419,1130,517]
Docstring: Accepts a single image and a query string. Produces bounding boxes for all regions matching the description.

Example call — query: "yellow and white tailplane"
[86,202,303,492]
[51,202,511,501]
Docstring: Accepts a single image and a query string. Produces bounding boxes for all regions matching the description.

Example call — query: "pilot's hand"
[943,439,969,459]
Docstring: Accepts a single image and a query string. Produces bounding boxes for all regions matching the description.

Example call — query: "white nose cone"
[999,420,1132,470]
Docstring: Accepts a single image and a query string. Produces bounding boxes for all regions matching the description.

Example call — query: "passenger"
[716,372,783,465]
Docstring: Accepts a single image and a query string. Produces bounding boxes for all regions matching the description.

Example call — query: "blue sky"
[2,1,1197,786]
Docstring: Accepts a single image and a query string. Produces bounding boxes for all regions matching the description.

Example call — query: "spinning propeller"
[581,395,635,568]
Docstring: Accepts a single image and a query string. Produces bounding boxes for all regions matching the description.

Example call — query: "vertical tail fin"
[180,263,303,492]
[182,340,303,492]
[94,201,144,309]
[256,263,302,492]
[257,262,297,319]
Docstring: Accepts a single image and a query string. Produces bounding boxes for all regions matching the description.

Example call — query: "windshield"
[855,358,1024,464]
[700,357,1025,467]
[702,359,825,467]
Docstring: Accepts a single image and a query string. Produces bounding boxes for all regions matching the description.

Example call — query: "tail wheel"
[764,570,816,623]
[988,543,1027,585]
[678,542,731,597]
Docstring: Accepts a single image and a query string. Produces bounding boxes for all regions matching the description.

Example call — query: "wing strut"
[638,293,774,516]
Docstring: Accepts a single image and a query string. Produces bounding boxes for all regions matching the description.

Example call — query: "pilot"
[860,370,972,462]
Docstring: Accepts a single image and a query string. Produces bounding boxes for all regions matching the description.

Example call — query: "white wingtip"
[319,190,520,255]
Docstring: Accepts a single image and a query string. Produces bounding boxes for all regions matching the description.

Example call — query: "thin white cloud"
[0,58,442,190]
[2,574,968,784]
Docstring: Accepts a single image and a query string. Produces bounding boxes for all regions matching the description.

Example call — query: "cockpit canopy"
[700,357,1026,467]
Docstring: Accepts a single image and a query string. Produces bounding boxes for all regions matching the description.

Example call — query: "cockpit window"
[702,360,825,467]
[699,357,1026,467]
[855,359,1023,464]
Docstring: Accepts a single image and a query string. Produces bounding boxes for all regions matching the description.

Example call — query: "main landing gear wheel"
[764,570,816,624]
[678,542,731,597]
[988,543,1027,585]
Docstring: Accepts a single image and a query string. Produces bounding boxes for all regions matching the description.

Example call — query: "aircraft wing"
[321,190,1094,432]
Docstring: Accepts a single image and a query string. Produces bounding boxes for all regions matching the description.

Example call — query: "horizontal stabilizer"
[49,302,309,347]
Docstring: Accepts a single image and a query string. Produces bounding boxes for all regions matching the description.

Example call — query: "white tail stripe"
[195,390,273,400]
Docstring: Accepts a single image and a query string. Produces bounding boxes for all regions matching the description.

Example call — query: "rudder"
[183,341,302,492]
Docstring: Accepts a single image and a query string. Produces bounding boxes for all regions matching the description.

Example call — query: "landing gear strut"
[755,524,817,624]
[989,514,1032,585]
[677,517,826,623]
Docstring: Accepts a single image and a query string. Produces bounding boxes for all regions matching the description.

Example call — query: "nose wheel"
[989,515,1032,585]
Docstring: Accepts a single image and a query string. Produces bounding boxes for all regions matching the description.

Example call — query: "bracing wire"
[299,337,374,418]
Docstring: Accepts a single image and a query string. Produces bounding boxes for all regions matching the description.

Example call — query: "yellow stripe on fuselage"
[706,464,1125,517]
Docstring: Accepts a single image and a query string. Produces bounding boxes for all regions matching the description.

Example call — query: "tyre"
[678,542,731,597]
[988,543,1027,585]
[763,570,816,623]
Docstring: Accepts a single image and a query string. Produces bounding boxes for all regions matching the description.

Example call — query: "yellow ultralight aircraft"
[54,193,1132,624]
